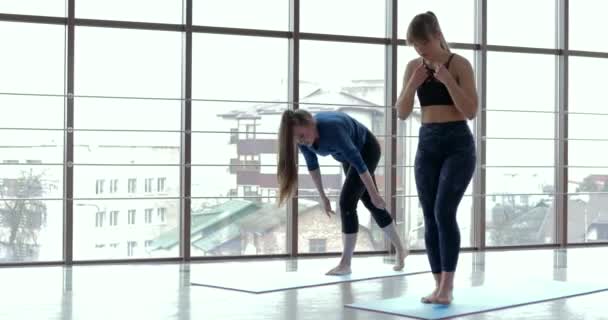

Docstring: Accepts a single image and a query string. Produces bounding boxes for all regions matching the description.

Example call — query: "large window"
[298,40,387,253]
[191,34,288,257]
[72,26,181,261]
[74,27,182,98]
[3,0,606,265]
[568,57,608,244]
[0,21,65,263]
[485,52,556,246]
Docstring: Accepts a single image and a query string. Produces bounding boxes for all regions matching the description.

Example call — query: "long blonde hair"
[277,109,314,206]
[406,11,450,52]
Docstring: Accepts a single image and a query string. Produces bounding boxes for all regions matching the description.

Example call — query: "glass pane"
[0,165,63,198]
[568,193,608,243]
[396,195,473,250]
[486,168,555,196]
[570,0,608,52]
[0,130,64,163]
[0,200,63,262]
[568,167,608,243]
[486,167,555,246]
[194,0,288,31]
[192,133,277,164]
[73,166,179,198]
[0,95,64,129]
[398,0,475,44]
[298,191,391,254]
[486,193,555,246]
[0,0,65,17]
[486,139,554,167]
[75,27,182,98]
[191,28,287,257]
[569,57,608,114]
[192,127,281,199]
[192,34,288,101]
[569,168,608,193]
[0,22,65,94]
[568,55,608,243]
[192,102,285,133]
[488,0,555,48]
[74,132,180,164]
[569,113,608,140]
[192,165,280,198]
[297,41,388,253]
[77,0,182,24]
[190,198,287,256]
[75,97,181,131]
[74,199,179,260]
[486,111,554,138]
[301,0,385,37]
[300,40,385,108]
[487,52,555,112]
[292,111,387,253]
[569,141,608,167]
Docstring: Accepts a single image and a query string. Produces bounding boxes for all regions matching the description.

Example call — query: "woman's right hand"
[407,62,428,89]
[370,193,386,210]
[321,195,335,217]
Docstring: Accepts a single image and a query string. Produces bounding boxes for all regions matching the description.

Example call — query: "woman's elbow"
[397,111,407,121]
[466,104,479,120]
[396,106,409,121]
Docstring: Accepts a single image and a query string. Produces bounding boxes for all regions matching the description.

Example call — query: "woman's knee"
[341,211,359,233]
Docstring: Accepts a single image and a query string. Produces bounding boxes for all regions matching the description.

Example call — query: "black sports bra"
[416,54,455,107]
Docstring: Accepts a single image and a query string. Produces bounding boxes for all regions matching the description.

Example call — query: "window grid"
[0,0,606,265]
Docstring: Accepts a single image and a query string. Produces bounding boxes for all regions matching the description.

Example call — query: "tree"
[0,170,48,261]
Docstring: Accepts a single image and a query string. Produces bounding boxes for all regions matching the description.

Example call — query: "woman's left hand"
[434,64,453,84]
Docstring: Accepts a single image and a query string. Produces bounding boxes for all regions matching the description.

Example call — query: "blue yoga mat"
[345,280,608,319]
[191,264,429,294]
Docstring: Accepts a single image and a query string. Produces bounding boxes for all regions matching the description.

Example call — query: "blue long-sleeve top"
[298,111,370,174]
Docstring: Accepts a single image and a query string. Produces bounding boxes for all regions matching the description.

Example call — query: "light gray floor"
[2,247,608,320]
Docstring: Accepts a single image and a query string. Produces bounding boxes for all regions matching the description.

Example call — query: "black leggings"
[339,132,393,234]
[415,121,476,273]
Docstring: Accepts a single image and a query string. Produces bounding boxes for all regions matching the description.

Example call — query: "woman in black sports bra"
[396,11,479,305]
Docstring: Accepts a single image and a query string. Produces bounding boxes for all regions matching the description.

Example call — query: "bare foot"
[434,290,453,305]
[326,264,352,276]
[393,248,408,271]
[420,289,438,304]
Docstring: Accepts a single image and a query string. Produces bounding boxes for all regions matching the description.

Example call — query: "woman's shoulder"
[406,57,423,68]
[449,53,473,70]
[316,111,351,129]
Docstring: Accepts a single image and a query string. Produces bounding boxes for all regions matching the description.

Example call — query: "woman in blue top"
[277,109,407,275]
[397,12,478,305]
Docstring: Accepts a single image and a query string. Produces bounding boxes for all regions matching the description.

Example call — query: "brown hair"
[406,11,450,52]
[277,109,314,206]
